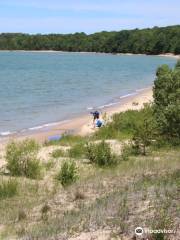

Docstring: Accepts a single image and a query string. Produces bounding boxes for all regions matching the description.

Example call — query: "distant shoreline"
[0,50,179,59]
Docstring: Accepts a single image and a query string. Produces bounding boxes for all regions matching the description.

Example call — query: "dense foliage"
[153,60,180,141]
[85,141,117,166]
[0,25,180,54]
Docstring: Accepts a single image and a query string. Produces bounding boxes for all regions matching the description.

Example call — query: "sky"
[0,0,179,34]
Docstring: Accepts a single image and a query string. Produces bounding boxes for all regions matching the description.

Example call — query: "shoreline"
[0,50,179,59]
[0,87,153,145]
[0,86,151,139]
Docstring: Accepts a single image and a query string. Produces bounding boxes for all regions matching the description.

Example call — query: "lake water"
[0,52,176,136]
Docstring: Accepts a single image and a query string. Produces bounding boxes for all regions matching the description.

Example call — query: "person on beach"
[90,111,104,128]
[91,111,99,126]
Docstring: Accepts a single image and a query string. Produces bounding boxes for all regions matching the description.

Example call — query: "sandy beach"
[1,50,180,59]
[0,87,153,145]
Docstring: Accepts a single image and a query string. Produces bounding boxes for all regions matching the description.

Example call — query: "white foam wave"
[98,102,119,109]
[28,120,71,131]
[119,92,137,99]
[87,107,94,110]
[0,131,14,136]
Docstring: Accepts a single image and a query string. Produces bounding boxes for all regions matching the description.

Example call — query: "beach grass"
[0,142,179,239]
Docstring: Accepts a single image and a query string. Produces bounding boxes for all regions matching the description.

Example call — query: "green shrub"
[57,160,78,186]
[0,178,18,199]
[85,142,97,163]
[6,139,41,179]
[68,143,85,158]
[85,141,117,167]
[132,104,157,155]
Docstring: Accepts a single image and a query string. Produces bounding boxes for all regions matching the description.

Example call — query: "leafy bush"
[153,63,180,142]
[85,142,97,163]
[57,160,78,186]
[95,104,156,155]
[85,141,117,166]
[6,139,41,179]
[0,178,18,199]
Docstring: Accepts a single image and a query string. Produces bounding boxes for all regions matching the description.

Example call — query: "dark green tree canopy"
[153,61,180,140]
[0,25,180,54]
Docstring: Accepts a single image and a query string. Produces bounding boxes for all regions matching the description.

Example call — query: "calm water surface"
[0,52,176,136]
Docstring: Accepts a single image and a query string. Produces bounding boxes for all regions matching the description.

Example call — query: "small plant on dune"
[95,141,117,166]
[57,160,78,187]
[41,204,51,221]
[6,139,41,179]
[0,178,18,199]
[85,141,117,167]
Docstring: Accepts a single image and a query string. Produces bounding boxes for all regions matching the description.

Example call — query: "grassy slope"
[0,141,179,239]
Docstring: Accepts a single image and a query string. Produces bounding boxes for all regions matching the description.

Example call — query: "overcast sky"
[0,0,179,34]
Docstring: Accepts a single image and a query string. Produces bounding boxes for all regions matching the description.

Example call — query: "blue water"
[0,52,176,136]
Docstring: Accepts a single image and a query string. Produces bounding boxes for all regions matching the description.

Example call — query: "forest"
[0,25,180,54]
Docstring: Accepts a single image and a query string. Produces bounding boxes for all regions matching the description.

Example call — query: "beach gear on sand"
[48,135,62,141]
[95,119,104,128]
[96,119,102,128]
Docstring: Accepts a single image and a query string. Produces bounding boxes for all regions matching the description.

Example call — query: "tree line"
[0,25,180,54]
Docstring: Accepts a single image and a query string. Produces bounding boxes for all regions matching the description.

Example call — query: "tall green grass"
[0,178,18,199]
